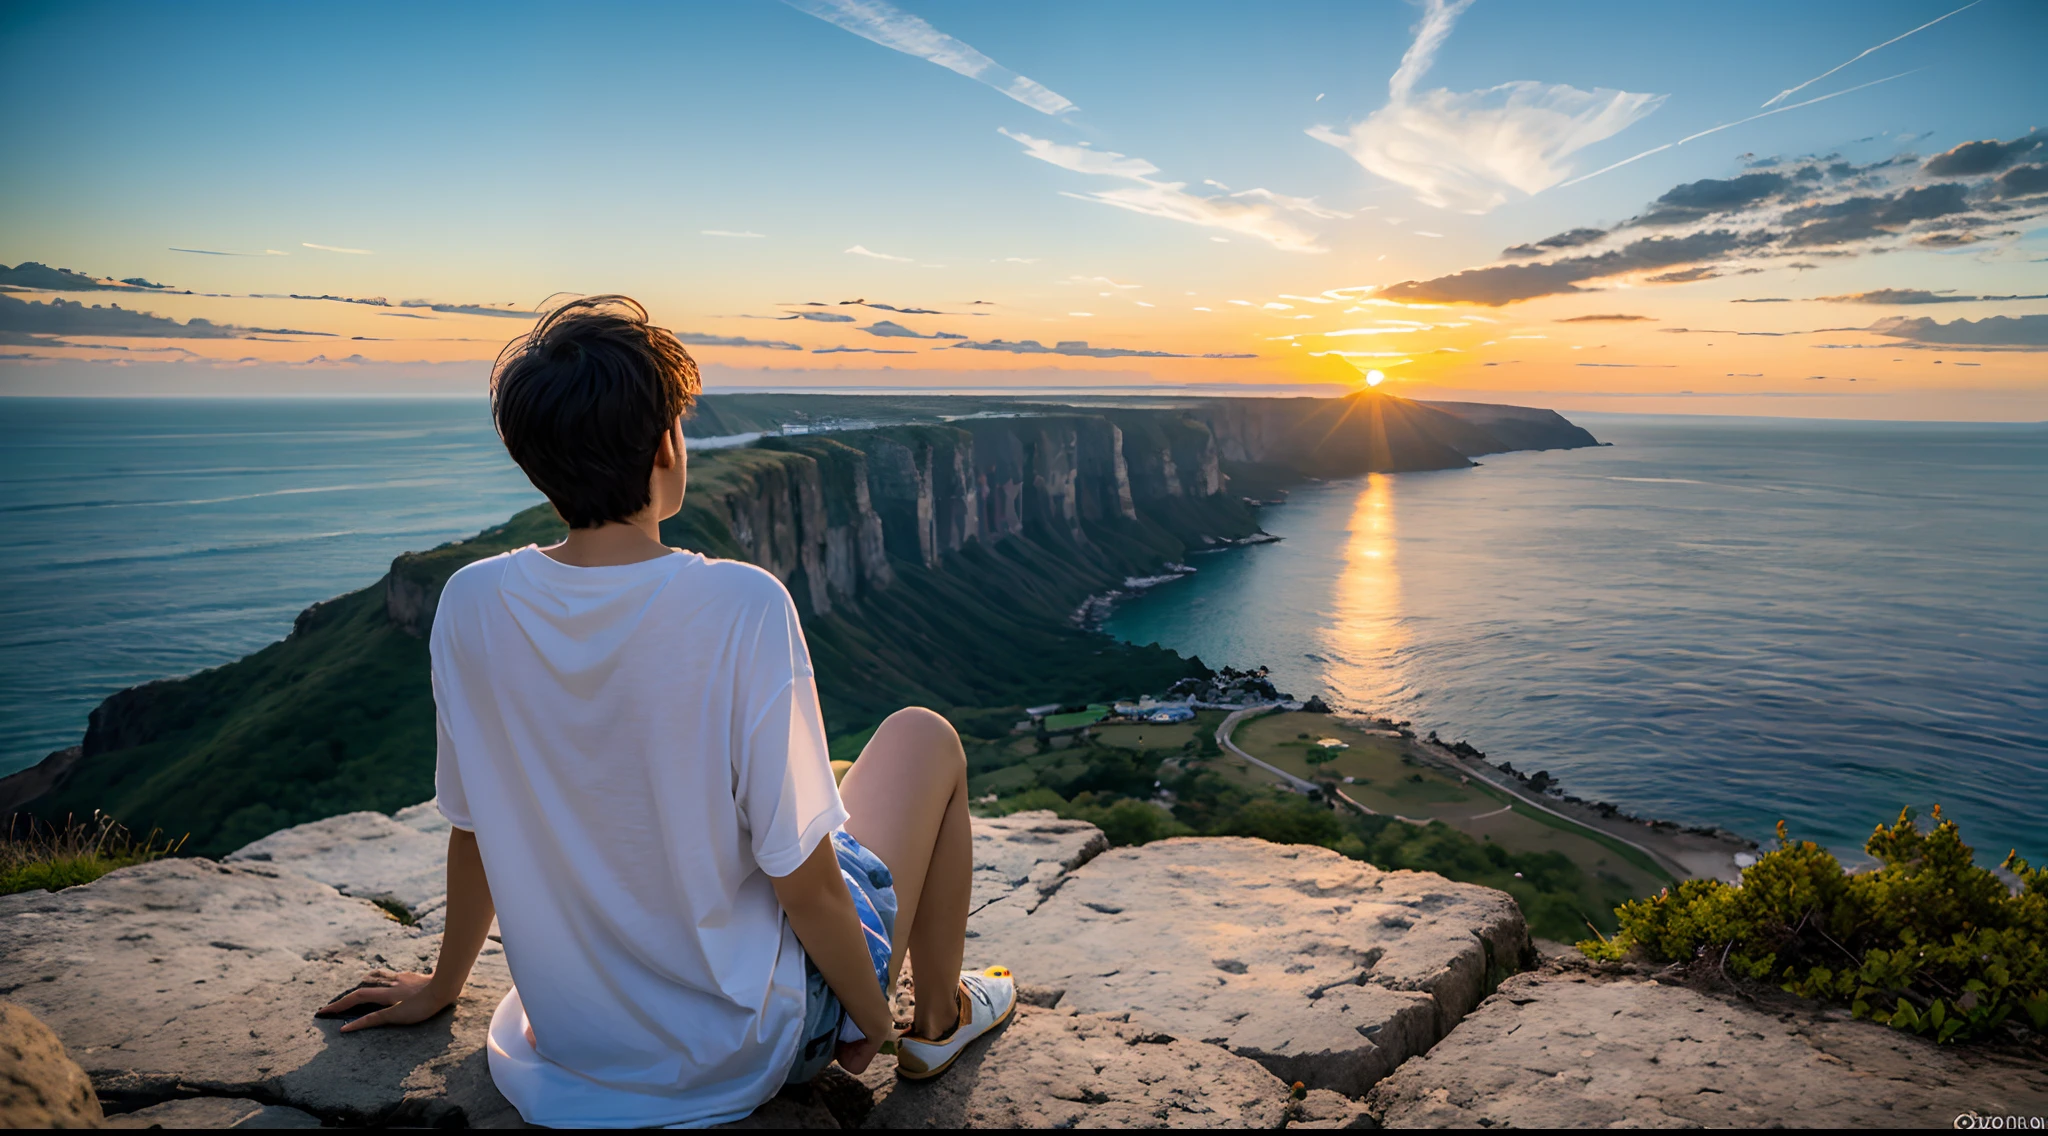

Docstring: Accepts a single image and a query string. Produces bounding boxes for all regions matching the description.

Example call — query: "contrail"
[1762,0,1980,108]
[1559,69,1919,189]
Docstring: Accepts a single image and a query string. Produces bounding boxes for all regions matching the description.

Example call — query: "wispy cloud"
[170,247,287,257]
[677,332,803,350]
[302,242,372,255]
[949,336,1255,359]
[1307,0,1662,212]
[1763,0,1979,107]
[846,244,912,262]
[860,319,964,339]
[1000,129,1330,253]
[812,345,917,354]
[1559,70,1918,189]
[785,0,1074,115]
[702,229,766,238]
[1819,289,2048,305]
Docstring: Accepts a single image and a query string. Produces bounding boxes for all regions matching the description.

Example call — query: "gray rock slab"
[227,810,447,916]
[858,1005,1294,1129]
[964,811,1108,950]
[104,1096,323,1128]
[1365,960,2048,1129]
[0,858,519,1128]
[964,836,1527,1097]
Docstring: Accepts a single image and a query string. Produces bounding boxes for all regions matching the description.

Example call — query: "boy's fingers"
[319,985,399,1015]
[338,1006,396,1033]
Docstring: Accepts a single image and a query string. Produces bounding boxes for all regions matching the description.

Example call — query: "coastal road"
[1215,705,1318,793]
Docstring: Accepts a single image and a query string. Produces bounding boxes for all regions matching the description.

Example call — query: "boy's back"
[432,546,844,1127]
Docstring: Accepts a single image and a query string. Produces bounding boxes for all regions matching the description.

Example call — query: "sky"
[2,0,2045,418]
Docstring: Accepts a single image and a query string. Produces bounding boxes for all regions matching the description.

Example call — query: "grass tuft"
[1,811,187,896]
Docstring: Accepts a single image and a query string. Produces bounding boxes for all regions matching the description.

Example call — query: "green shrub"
[1581,808,2048,1043]
[1,812,186,896]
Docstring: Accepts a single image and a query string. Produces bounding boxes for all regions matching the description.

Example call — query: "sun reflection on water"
[1318,473,1407,706]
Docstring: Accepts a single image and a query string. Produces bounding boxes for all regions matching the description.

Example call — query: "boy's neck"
[542,517,672,568]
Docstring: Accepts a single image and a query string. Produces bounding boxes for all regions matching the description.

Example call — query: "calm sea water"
[4,401,2042,864]
[0,399,541,773]
[1107,415,2047,863]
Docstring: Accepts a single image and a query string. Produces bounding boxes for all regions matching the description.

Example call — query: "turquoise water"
[0,398,542,773]
[1106,415,2047,862]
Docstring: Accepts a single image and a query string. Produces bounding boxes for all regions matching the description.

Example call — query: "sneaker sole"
[894,996,1017,1081]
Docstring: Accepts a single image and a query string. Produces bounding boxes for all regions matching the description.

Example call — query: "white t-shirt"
[430,545,847,1129]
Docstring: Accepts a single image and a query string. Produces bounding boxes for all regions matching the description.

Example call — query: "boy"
[317,296,1015,1127]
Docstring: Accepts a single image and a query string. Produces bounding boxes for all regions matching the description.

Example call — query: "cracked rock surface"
[0,856,520,1128]
[856,1005,1293,1129]
[7,804,1541,1128]
[964,836,1529,1097]
[1365,957,2048,1128]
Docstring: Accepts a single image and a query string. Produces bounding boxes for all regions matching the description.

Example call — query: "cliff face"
[10,393,1601,853]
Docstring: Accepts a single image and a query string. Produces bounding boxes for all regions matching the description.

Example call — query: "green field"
[1228,712,1670,934]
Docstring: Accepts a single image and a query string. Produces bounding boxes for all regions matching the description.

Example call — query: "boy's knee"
[879,706,963,767]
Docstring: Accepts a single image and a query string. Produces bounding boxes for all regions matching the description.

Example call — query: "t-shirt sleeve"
[429,607,475,833]
[736,587,847,878]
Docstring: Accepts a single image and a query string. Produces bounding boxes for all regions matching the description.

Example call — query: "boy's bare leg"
[838,706,973,1040]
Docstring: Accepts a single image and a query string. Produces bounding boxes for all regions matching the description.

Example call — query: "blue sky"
[3,0,2045,416]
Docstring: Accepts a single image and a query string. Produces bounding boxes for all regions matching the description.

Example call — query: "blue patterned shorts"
[786,832,895,1084]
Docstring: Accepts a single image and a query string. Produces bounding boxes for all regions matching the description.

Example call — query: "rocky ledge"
[4,808,2041,1128]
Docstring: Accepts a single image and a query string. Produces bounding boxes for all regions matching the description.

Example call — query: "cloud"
[676,332,803,350]
[302,242,372,255]
[170,247,287,257]
[811,345,917,354]
[1924,130,2044,177]
[702,229,766,238]
[1384,227,1759,305]
[1383,135,2048,305]
[0,293,244,339]
[1819,288,2048,305]
[1765,0,1981,108]
[846,245,912,262]
[860,319,964,339]
[788,310,856,322]
[1779,182,1971,247]
[863,302,943,313]
[1556,313,1653,322]
[1731,297,1791,303]
[0,262,180,292]
[1990,164,2048,200]
[948,338,1255,359]
[397,300,536,319]
[1501,228,1606,257]
[1307,0,1661,212]
[1000,129,1328,252]
[785,0,1074,115]
[1868,314,2048,348]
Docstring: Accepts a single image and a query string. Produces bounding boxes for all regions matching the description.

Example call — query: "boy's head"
[491,295,700,529]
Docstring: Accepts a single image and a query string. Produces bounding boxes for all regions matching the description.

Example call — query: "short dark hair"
[490,295,700,529]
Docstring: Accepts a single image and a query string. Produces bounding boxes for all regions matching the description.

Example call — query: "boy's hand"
[835,1027,891,1074]
[317,969,456,1032]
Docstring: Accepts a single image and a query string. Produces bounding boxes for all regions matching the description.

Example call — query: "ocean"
[1107,414,2047,863]
[0,398,542,775]
[2,399,2041,863]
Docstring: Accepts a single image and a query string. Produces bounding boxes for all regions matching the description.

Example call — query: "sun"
[1364,369,1385,387]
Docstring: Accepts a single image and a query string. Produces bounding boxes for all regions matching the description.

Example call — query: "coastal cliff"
[7,392,1594,855]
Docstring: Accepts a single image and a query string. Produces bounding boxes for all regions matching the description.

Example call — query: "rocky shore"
[6,807,2042,1129]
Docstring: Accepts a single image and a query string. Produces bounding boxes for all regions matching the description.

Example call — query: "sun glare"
[1365,369,1386,387]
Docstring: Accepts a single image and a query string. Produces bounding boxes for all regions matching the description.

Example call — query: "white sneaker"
[893,966,1017,1080]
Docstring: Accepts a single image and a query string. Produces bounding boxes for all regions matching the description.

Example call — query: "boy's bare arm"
[770,838,895,1051]
[317,828,497,1031]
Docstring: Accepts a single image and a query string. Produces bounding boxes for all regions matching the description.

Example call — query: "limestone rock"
[103,1097,321,1128]
[1,1001,104,1128]
[963,836,1527,1097]
[1365,959,2048,1128]
[0,858,519,1128]
[1290,1089,1376,1129]
[226,809,448,919]
[860,1005,1293,1129]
